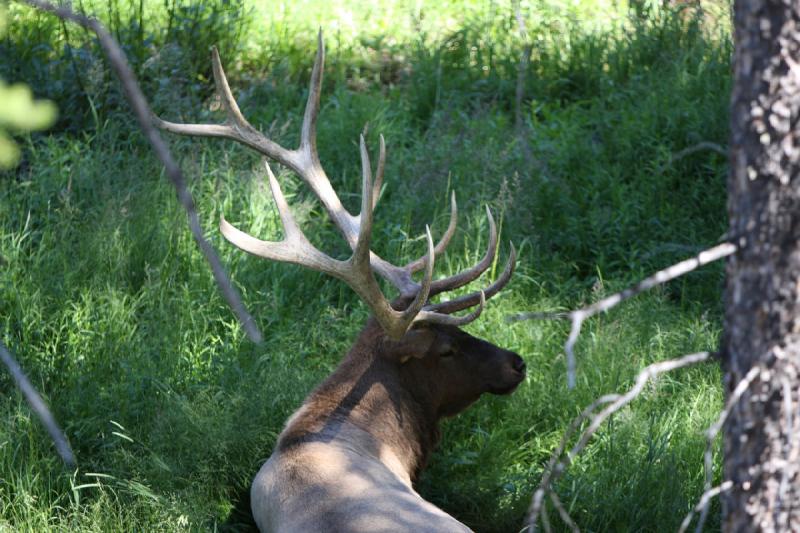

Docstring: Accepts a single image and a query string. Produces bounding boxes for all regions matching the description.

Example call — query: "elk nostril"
[513,357,526,374]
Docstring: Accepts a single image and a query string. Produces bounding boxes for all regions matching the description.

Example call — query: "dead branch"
[0,341,76,467]
[513,0,530,135]
[22,0,262,344]
[693,364,761,531]
[531,392,619,519]
[678,481,733,533]
[540,503,552,533]
[526,351,712,531]
[512,0,545,178]
[549,490,580,532]
[655,141,727,175]
[508,241,735,388]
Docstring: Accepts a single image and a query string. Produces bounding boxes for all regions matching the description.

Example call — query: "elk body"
[155,32,525,533]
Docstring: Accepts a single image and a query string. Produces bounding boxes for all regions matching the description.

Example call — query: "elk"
[154,32,525,533]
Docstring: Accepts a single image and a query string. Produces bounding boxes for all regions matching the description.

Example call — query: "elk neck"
[276,320,442,484]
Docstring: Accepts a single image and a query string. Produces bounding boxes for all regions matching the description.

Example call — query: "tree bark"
[723,0,800,530]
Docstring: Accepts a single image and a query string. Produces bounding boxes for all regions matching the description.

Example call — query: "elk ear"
[381,329,439,363]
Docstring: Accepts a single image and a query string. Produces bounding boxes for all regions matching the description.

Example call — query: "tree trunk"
[723,0,800,530]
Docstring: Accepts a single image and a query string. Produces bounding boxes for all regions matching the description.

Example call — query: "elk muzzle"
[488,349,526,395]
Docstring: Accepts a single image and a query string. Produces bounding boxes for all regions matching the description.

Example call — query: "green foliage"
[1,1,731,531]
[1,0,250,132]
[0,4,56,169]
[0,80,56,168]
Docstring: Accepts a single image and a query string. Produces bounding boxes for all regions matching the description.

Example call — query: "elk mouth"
[488,367,526,395]
[488,379,523,395]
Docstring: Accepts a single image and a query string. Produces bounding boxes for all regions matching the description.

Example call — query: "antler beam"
[154,31,516,338]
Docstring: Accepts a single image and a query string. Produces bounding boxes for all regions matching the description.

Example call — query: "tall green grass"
[2,1,730,530]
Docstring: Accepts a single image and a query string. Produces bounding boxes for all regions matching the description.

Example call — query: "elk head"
[380,322,526,418]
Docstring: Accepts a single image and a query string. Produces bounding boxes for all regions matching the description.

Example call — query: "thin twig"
[513,0,532,135]
[540,503,552,533]
[529,392,619,523]
[508,241,735,388]
[0,341,76,467]
[678,481,733,533]
[512,0,542,176]
[549,490,580,532]
[655,142,727,175]
[22,0,262,344]
[695,365,760,532]
[526,351,712,530]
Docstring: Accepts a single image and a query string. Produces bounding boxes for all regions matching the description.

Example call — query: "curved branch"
[509,241,735,388]
[24,0,262,343]
[0,341,76,467]
[526,351,712,531]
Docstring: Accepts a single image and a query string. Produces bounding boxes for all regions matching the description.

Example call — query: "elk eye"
[440,349,457,358]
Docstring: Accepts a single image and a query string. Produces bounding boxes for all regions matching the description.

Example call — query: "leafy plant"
[0,3,56,168]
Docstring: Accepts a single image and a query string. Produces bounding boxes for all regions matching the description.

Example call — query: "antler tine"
[414,291,486,328]
[350,138,435,338]
[220,163,341,271]
[424,243,516,315]
[372,134,385,209]
[353,134,376,267]
[404,191,458,273]
[428,205,498,296]
[210,47,251,132]
[261,162,300,239]
[152,48,296,170]
[402,226,435,321]
[300,29,324,162]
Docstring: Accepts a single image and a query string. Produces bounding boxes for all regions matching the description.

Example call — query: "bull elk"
[154,31,525,533]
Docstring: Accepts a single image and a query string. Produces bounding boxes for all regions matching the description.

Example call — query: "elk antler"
[153,31,515,339]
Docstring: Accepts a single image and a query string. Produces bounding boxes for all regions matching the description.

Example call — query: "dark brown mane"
[277,320,443,480]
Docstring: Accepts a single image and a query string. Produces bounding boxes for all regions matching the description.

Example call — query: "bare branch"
[693,364,761,532]
[526,351,712,531]
[506,152,733,529]
[0,341,76,467]
[23,0,262,343]
[508,241,735,388]
[549,490,580,532]
[509,242,735,323]
[527,393,619,529]
[511,0,544,176]
[540,504,553,533]
[678,481,733,533]
[655,141,727,175]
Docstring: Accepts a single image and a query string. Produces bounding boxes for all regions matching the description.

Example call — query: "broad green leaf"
[0,131,19,168]
[0,81,58,132]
